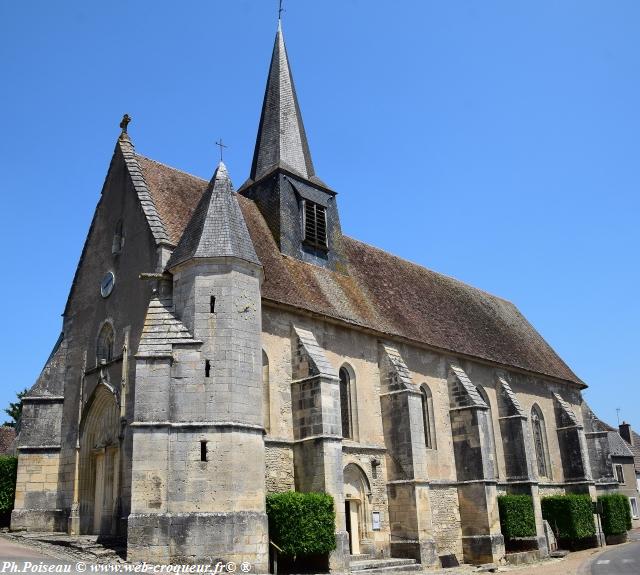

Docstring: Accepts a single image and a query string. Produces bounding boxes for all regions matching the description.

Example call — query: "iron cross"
[215,138,228,162]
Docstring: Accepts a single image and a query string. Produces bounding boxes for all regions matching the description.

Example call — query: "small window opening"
[210,296,216,313]
[303,200,328,249]
[112,219,124,255]
[614,463,625,484]
[200,440,208,462]
[205,360,211,378]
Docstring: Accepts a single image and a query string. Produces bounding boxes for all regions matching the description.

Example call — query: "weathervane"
[215,138,228,162]
[119,114,131,135]
[278,0,284,20]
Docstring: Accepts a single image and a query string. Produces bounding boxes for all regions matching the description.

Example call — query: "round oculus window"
[100,271,115,298]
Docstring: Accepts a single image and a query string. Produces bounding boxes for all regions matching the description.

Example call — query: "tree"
[3,389,28,428]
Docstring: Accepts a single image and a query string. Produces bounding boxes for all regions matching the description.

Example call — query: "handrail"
[269,540,283,575]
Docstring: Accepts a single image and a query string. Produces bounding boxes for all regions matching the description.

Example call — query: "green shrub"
[0,456,18,514]
[266,491,336,558]
[598,494,632,536]
[541,494,596,541]
[498,495,537,539]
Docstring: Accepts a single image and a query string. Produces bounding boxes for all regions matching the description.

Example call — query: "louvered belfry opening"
[303,200,327,249]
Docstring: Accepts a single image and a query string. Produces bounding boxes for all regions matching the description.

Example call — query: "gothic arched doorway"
[78,383,121,536]
[343,463,371,556]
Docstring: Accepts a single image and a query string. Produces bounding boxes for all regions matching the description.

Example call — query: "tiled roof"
[629,430,640,473]
[167,162,259,269]
[137,157,583,386]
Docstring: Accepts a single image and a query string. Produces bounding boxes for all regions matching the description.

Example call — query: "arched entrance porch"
[78,382,121,536]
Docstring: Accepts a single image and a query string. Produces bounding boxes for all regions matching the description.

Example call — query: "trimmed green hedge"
[541,494,596,541]
[0,456,18,514]
[598,494,632,536]
[498,495,537,539]
[266,491,336,558]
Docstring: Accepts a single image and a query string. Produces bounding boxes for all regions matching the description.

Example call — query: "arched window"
[476,385,499,476]
[339,365,358,440]
[262,350,270,434]
[531,404,551,479]
[96,323,114,364]
[420,384,436,449]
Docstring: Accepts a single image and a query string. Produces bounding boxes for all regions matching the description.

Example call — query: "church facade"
[11,21,630,571]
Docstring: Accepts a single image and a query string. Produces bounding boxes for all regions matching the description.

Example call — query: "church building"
[11,19,628,572]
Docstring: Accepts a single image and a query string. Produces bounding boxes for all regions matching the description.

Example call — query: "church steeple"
[248,21,317,184]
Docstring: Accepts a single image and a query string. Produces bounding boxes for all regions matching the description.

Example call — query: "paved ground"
[1,531,640,574]
[0,536,57,560]
[585,539,640,575]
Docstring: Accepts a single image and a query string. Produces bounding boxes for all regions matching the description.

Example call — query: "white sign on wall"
[372,511,381,531]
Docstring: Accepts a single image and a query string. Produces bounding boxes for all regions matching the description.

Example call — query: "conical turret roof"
[167,162,260,269]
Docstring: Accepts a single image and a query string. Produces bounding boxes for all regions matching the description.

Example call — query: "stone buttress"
[127,162,269,569]
[448,362,505,564]
[378,344,438,566]
[290,326,349,572]
[496,376,548,557]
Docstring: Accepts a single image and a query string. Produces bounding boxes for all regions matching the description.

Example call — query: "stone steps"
[350,557,421,573]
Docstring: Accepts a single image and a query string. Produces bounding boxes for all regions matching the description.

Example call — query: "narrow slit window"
[210,296,216,313]
[205,360,211,378]
[303,200,327,249]
[614,463,625,484]
[200,440,208,462]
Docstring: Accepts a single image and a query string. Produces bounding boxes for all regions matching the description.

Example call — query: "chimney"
[619,421,633,445]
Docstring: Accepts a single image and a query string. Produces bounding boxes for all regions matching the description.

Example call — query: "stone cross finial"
[119,114,131,135]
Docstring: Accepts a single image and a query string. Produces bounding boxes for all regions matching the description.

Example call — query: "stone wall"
[429,485,463,561]
[264,443,295,493]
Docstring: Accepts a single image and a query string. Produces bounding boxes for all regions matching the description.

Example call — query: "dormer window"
[303,200,327,249]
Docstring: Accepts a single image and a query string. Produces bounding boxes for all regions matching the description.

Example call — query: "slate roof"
[582,404,635,460]
[137,297,200,357]
[608,431,635,458]
[167,162,260,269]
[245,21,320,187]
[136,157,584,387]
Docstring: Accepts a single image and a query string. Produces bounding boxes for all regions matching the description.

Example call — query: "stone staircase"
[349,554,421,573]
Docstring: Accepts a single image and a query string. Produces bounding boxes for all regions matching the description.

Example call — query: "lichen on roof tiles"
[137,155,584,386]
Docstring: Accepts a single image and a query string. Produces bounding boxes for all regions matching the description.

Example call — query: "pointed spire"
[167,162,260,270]
[249,22,316,183]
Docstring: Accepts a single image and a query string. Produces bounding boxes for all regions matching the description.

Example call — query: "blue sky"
[0,1,638,430]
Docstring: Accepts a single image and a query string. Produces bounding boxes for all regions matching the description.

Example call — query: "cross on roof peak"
[215,138,228,162]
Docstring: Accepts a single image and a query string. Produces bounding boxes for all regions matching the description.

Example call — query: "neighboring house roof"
[628,430,640,473]
[0,426,16,455]
[608,431,635,458]
[137,156,583,387]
